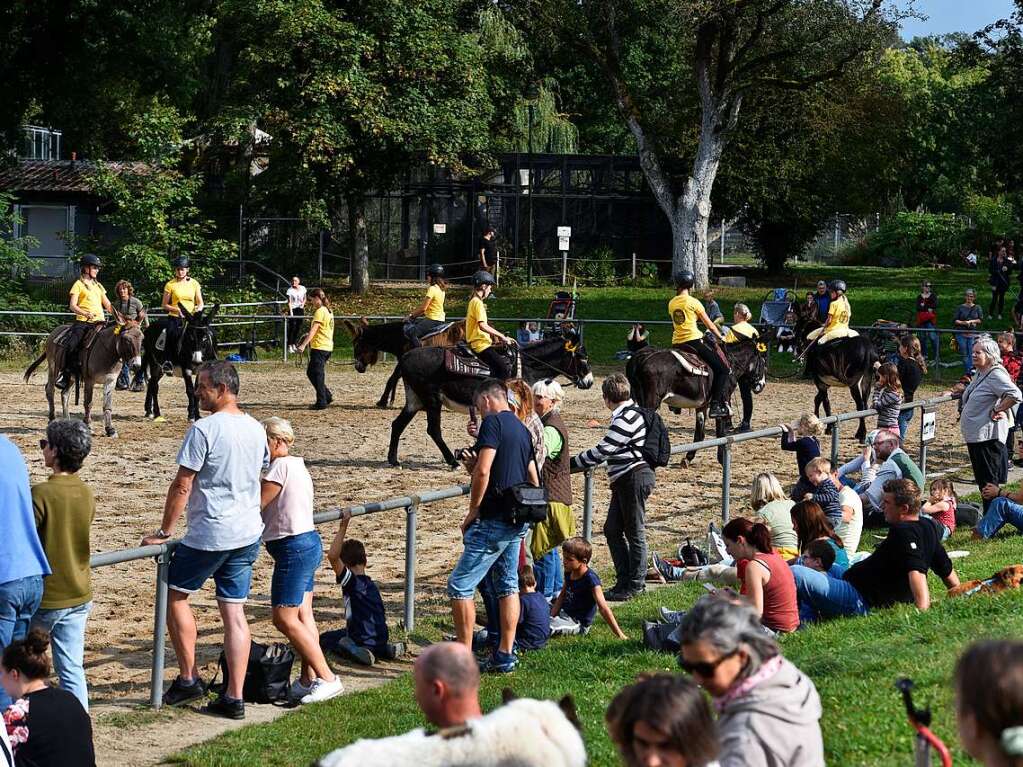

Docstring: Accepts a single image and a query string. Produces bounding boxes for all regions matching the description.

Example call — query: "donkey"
[140,305,219,422]
[387,333,594,467]
[24,315,144,437]
[626,338,767,465]
[344,318,466,408]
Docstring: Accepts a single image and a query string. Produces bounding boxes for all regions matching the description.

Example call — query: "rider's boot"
[801,346,815,379]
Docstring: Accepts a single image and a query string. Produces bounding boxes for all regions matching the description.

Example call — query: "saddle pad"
[420,322,453,342]
[670,350,710,377]
[53,324,73,347]
[444,348,490,378]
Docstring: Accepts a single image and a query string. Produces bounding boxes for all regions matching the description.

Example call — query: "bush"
[855,212,965,267]
[963,193,1017,247]
[572,245,617,285]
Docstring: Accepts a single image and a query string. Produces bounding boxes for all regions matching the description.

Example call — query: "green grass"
[178,529,1023,767]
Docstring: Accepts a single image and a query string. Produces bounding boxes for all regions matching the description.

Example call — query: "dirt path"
[0,361,967,764]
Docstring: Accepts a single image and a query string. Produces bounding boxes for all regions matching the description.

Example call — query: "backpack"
[628,405,671,468]
[212,640,294,704]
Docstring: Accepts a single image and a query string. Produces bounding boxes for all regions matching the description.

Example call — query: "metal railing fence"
[84,393,955,709]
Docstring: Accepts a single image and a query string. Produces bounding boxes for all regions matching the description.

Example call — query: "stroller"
[542,285,578,339]
[760,288,796,352]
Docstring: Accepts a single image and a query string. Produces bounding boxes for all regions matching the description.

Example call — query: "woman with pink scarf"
[679,594,824,766]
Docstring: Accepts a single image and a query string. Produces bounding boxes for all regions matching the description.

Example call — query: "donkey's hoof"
[376,400,389,409]
[388,459,401,468]
[679,458,691,469]
[106,428,118,438]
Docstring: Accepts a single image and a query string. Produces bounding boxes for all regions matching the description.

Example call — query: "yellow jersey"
[669,293,705,345]
[466,295,491,353]
[163,278,201,315]
[310,306,334,352]
[724,321,759,344]
[825,295,851,331]
[424,284,446,322]
[69,279,106,322]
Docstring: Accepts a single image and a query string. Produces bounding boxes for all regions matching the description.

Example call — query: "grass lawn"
[177,528,1023,767]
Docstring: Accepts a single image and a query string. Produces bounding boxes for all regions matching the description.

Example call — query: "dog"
[948,564,1023,597]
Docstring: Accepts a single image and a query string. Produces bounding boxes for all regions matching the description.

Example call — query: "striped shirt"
[571,400,647,483]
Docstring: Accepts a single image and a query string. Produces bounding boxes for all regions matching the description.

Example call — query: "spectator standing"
[141,361,269,719]
[749,473,798,560]
[996,332,1023,464]
[721,519,799,633]
[896,335,926,441]
[413,642,482,728]
[295,288,334,410]
[702,290,725,329]
[112,279,147,391]
[679,594,824,767]
[286,276,307,354]
[0,437,50,711]
[779,414,823,502]
[447,379,538,673]
[872,362,903,437]
[990,247,1013,320]
[813,280,831,321]
[606,674,719,767]
[959,336,1022,513]
[0,629,94,767]
[516,322,532,346]
[571,373,654,600]
[29,419,95,711]
[954,289,984,374]
[478,227,497,270]
[955,640,1023,767]
[914,281,938,362]
[259,417,342,704]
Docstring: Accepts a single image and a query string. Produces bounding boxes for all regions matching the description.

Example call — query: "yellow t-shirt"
[669,294,705,345]
[310,306,334,352]
[424,284,446,322]
[69,279,106,322]
[466,295,491,353]
[163,278,201,315]
[724,321,759,344]
[825,295,851,330]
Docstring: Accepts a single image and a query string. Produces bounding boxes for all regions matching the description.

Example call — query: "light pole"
[526,84,539,286]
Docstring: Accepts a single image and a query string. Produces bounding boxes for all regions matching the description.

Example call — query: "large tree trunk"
[348,197,369,294]
[674,116,728,289]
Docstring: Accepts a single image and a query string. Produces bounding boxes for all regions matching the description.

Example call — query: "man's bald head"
[874,431,900,460]
[413,642,482,728]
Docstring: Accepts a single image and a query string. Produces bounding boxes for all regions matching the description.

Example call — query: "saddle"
[445,345,492,378]
[420,322,454,342]
[669,349,710,377]
[55,322,107,371]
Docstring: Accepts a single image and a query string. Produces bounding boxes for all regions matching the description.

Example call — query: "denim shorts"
[447,517,527,600]
[168,540,261,603]
[265,530,323,607]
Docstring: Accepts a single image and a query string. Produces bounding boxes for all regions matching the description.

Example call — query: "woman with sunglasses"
[678,594,824,767]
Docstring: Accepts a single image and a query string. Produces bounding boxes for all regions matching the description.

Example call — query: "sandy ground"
[0,360,969,765]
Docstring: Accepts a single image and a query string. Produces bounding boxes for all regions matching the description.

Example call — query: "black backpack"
[213,640,294,704]
[629,405,671,468]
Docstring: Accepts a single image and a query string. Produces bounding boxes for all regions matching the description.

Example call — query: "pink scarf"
[713,654,784,713]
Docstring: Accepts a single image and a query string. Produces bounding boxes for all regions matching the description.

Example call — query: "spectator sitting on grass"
[832,466,863,555]
[859,431,924,526]
[973,480,1023,540]
[789,500,848,576]
[779,414,823,503]
[322,509,405,665]
[678,593,824,767]
[804,457,843,528]
[30,419,95,712]
[921,477,957,542]
[721,518,799,634]
[955,640,1023,767]
[413,642,482,728]
[800,539,836,573]
[750,472,798,559]
[550,538,627,639]
[776,311,797,355]
[626,324,650,354]
[791,479,960,623]
[606,674,719,767]
[516,566,550,652]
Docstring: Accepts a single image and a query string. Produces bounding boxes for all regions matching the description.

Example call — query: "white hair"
[263,416,295,444]
[974,335,1001,364]
[532,379,565,408]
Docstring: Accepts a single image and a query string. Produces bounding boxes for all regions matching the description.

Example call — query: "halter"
[515,340,588,387]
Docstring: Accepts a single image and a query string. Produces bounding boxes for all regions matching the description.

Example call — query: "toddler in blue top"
[516,565,551,651]
[550,537,627,639]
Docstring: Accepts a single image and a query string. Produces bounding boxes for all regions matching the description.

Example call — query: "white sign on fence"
[432,223,447,234]
[557,226,572,238]
[921,410,937,444]
[558,236,571,251]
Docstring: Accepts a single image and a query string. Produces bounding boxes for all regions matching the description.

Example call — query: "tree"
[517,0,898,287]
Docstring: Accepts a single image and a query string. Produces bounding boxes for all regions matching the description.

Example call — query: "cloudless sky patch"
[898,0,1016,40]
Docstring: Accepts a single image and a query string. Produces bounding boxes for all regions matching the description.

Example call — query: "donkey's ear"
[558,695,581,730]
[500,688,518,705]
[113,308,127,326]
[206,303,220,321]
[342,319,359,338]
[359,316,369,328]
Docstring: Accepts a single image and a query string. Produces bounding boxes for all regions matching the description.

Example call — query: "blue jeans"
[168,540,261,603]
[957,333,976,373]
[791,565,868,623]
[533,548,564,601]
[898,408,914,442]
[447,517,527,600]
[32,601,92,711]
[265,531,322,607]
[975,496,1023,539]
[918,322,938,360]
[0,575,44,709]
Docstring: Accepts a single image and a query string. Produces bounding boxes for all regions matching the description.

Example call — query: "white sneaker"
[288,345,296,353]
[290,677,314,701]
[301,677,344,704]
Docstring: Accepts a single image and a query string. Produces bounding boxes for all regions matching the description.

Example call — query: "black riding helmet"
[829,279,847,294]
[674,270,695,290]
[79,254,102,268]
[473,270,496,287]
[172,256,190,269]
[427,263,445,277]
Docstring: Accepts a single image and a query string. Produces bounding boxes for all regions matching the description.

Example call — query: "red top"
[737,552,799,633]
[1002,351,1023,383]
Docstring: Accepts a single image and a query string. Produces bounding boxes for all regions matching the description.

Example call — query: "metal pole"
[720,220,725,264]
[919,406,928,476]
[527,104,535,287]
[562,249,567,286]
[582,470,594,541]
[403,502,418,632]
[150,550,170,709]
[318,229,324,283]
[238,204,244,264]
[495,250,501,287]
[830,419,840,467]
[282,311,288,363]
[631,252,636,280]
[721,443,732,523]
[833,215,839,260]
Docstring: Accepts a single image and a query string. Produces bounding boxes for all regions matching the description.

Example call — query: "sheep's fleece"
[315,697,586,767]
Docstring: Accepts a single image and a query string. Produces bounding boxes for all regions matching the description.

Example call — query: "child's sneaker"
[204,693,244,720]
[480,649,518,673]
[301,677,345,704]
[652,552,675,582]
[290,677,314,702]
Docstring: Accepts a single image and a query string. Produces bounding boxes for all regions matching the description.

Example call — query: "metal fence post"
[282,313,288,363]
[631,252,636,280]
[830,419,840,467]
[582,470,594,541]
[150,549,170,709]
[403,500,418,632]
[919,405,928,476]
[721,442,732,523]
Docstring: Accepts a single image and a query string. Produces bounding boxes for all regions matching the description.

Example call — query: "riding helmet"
[172,256,190,269]
[427,263,445,277]
[473,270,496,287]
[674,270,695,289]
[79,254,102,268]
[829,279,847,294]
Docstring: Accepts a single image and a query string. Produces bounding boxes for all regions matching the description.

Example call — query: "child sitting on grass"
[516,566,551,651]
[550,538,627,640]
[804,457,843,527]
[801,539,836,573]
[321,509,405,665]
[922,478,957,541]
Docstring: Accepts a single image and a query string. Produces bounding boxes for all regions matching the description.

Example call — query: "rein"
[515,342,585,386]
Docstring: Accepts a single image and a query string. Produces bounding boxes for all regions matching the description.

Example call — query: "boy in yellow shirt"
[404,264,448,347]
[59,254,113,389]
[669,270,730,417]
[465,270,515,379]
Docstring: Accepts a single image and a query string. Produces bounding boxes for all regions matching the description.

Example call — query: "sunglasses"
[677,650,737,677]
[38,439,48,450]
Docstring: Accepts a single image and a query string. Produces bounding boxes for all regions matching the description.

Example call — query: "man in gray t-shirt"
[141,361,269,718]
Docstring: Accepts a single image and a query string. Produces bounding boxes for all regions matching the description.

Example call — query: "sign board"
[432,223,447,234]
[557,226,572,238]
[558,236,570,251]
[921,410,936,444]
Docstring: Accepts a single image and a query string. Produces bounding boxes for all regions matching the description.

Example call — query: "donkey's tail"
[23,352,47,383]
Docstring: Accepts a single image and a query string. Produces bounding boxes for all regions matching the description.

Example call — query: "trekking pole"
[896,678,953,767]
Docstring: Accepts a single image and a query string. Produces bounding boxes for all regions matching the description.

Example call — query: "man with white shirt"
[286,276,307,353]
[859,431,924,525]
